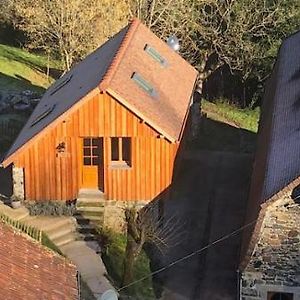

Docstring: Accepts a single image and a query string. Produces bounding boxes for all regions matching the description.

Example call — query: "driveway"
[157,150,253,300]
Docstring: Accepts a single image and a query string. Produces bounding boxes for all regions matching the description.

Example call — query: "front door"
[81,137,104,190]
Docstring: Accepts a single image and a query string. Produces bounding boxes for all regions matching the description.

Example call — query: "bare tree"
[122,201,184,287]
[12,0,130,70]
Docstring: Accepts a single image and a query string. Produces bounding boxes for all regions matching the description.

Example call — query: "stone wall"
[103,200,154,232]
[241,197,300,300]
[12,166,25,201]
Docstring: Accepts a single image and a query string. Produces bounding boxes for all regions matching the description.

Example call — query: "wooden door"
[81,137,104,190]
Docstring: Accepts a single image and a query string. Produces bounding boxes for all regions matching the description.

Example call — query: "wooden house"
[1,19,198,202]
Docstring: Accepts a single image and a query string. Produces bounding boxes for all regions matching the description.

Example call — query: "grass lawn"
[101,229,155,300]
[202,99,260,133]
[189,99,259,153]
[0,43,61,93]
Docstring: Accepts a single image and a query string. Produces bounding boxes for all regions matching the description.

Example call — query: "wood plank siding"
[13,92,179,201]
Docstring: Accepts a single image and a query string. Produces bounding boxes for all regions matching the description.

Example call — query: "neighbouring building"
[240,31,300,300]
[0,19,198,204]
[0,221,78,299]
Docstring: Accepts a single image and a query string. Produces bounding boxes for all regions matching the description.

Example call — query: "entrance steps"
[75,189,106,243]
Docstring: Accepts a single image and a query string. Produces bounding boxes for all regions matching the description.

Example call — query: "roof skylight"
[30,104,56,127]
[131,72,157,97]
[144,44,168,67]
[50,74,73,96]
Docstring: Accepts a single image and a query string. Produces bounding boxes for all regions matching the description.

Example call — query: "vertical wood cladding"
[14,93,179,201]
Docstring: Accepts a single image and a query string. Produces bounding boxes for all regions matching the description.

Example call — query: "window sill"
[109,161,131,170]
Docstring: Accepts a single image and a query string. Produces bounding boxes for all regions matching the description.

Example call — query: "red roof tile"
[0,222,78,300]
[100,18,198,142]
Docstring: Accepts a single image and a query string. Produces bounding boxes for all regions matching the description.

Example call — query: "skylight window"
[50,74,73,96]
[131,72,157,97]
[144,44,168,67]
[30,104,56,127]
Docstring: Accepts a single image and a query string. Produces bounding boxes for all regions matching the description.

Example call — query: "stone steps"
[75,189,106,243]
[54,232,77,247]
[76,206,104,213]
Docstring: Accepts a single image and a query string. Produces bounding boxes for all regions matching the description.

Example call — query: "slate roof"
[240,30,300,269]
[2,19,197,164]
[249,30,300,207]
[2,25,129,162]
[0,221,78,299]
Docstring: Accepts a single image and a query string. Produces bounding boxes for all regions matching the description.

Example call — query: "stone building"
[240,31,300,300]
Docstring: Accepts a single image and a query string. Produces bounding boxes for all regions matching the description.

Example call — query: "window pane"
[92,157,99,165]
[111,137,119,161]
[92,147,99,156]
[83,138,91,146]
[92,138,100,146]
[83,147,91,156]
[122,138,131,162]
[83,157,91,165]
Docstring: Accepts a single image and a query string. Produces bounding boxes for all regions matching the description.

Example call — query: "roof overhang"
[105,87,178,143]
[1,88,100,168]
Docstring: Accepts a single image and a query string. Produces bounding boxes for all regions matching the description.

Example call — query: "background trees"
[0,0,299,105]
[129,0,300,102]
[11,0,129,70]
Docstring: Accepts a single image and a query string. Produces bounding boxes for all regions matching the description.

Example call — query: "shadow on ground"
[151,117,256,300]
[0,71,46,93]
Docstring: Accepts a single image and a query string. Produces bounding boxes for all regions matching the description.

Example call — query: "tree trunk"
[122,235,137,287]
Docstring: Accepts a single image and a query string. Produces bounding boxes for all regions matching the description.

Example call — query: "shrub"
[25,200,76,216]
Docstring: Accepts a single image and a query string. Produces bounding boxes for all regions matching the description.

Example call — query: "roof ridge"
[99,18,141,91]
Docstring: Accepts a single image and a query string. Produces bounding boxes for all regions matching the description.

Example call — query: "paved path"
[158,150,253,300]
[61,241,113,299]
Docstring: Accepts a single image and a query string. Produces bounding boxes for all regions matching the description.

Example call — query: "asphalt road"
[157,150,253,300]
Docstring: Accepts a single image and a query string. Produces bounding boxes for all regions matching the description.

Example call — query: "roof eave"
[105,88,177,143]
[1,87,101,168]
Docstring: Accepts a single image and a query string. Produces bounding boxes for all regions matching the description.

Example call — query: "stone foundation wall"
[12,166,24,201]
[241,197,300,300]
[103,200,153,232]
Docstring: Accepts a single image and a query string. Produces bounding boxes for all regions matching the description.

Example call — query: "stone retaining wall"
[241,197,300,300]
[103,199,156,232]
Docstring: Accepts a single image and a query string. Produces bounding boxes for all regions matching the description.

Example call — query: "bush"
[25,200,76,216]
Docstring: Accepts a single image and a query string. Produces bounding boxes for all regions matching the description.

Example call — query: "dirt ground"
[154,122,255,300]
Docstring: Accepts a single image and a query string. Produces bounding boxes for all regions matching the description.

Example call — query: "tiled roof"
[100,19,198,141]
[0,221,78,299]
[2,19,197,165]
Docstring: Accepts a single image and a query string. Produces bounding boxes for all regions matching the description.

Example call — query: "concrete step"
[76,206,104,213]
[23,216,76,232]
[78,189,105,200]
[47,226,76,241]
[76,201,105,208]
[77,224,98,235]
[76,213,103,223]
[53,232,77,247]
[77,233,99,242]
[75,211,104,221]
[0,203,30,221]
